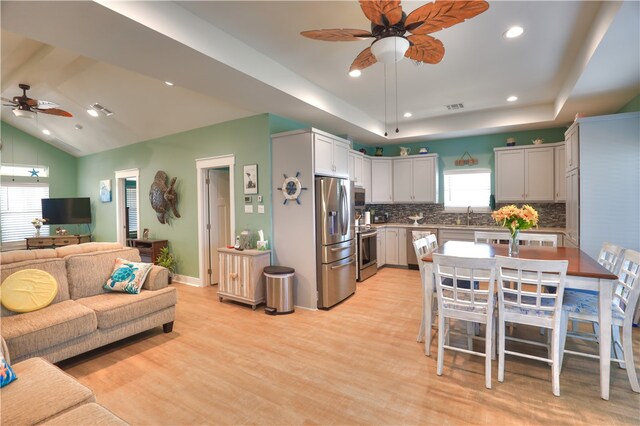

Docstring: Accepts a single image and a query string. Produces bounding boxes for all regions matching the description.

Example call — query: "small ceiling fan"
[2,83,73,118]
[301,0,489,72]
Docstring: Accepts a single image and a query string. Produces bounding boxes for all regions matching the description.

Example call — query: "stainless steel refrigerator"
[315,176,356,309]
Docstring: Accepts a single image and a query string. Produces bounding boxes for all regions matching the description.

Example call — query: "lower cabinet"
[377,231,386,268]
[382,227,408,267]
[218,248,271,310]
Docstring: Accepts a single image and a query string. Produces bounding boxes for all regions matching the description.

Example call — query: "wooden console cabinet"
[127,239,168,264]
[26,234,91,249]
[218,248,271,310]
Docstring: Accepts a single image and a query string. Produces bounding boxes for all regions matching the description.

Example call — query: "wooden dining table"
[421,241,618,400]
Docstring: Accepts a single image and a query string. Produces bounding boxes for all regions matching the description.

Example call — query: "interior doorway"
[115,169,139,246]
[196,155,235,287]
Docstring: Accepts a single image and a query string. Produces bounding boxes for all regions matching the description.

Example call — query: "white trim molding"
[114,168,139,246]
[196,155,235,287]
[173,274,203,287]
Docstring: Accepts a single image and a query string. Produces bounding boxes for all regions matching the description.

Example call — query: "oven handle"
[359,231,377,239]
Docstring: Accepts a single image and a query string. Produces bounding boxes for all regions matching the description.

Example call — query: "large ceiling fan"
[2,83,72,118]
[301,0,489,73]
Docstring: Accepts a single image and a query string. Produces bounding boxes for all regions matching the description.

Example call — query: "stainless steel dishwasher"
[406,227,438,269]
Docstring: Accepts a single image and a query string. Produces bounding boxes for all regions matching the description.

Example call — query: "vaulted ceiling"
[1,1,638,157]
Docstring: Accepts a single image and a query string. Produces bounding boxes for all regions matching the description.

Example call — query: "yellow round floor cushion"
[1,269,58,313]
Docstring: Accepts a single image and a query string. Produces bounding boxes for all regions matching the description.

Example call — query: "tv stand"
[26,234,91,249]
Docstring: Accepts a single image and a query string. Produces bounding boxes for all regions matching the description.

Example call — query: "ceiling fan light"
[371,36,410,64]
[349,69,362,77]
[12,108,36,119]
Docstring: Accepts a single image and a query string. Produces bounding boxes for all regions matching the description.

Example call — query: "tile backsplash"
[365,202,565,228]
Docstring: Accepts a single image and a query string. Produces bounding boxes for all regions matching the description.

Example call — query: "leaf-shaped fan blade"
[350,47,378,72]
[301,29,373,41]
[37,108,72,118]
[406,0,489,35]
[359,0,403,27]
[405,35,445,64]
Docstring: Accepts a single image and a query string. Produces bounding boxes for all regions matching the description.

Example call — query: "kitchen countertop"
[368,223,567,235]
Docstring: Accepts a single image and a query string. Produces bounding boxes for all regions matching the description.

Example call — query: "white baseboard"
[173,274,203,287]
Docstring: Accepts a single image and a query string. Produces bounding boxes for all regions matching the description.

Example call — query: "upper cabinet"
[362,157,372,204]
[565,122,579,172]
[393,155,438,203]
[494,143,560,202]
[371,158,393,203]
[314,133,349,178]
[348,150,364,187]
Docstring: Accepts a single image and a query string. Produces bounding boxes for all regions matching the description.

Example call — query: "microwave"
[354,187,365,209]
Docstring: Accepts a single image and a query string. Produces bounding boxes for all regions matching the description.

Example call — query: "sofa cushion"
[77,286,177,329]
[0,357,95,426]
[55,242,123,258]
[65,248,141,299]
[0,248,56,265]
[1,300,97,361]
[1,258,70,317]
[104,258,153,294]
[1,269,58,313]
[41,402,129,425]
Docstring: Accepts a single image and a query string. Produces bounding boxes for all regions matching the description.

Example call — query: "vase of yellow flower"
[491,204,539,256]
[31,218,47,237]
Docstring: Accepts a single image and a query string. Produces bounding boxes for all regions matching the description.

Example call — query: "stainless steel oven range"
[356,226,377,282]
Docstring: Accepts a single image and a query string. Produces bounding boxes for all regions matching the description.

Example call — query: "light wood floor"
[59,268,640,425]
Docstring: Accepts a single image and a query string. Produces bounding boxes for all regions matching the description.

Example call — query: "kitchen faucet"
[466,206,473,225]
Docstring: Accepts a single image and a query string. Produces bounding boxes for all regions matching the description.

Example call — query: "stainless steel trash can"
[264,266,295,315]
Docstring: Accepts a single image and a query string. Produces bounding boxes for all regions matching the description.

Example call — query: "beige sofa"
[0,242,177,364]
[1,337,128,425]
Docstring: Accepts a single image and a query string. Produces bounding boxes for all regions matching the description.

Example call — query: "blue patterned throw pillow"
[104,258,153,294]
[0,353,17,388]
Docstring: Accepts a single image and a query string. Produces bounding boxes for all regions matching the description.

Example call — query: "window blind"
[126,186,137,238]
[1,183,50,243]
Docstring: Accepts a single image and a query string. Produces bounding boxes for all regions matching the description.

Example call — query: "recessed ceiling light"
[507,95,518,102]
[348,69,361,77]
[75,124,83,130]
[164,81,174,86]
[403,112,413,118]
[87,109,99,117]
[42,129,51,135]
[504,26,524,39]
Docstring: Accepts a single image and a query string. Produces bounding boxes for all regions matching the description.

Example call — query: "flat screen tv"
[41,197,91,225]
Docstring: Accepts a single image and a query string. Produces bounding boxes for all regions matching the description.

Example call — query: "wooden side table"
[127,239,168,264]
[218,248,271,310]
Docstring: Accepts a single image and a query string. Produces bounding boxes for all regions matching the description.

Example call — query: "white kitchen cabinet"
[217,248,271,310]
[348,150,364,187]
[385,228,399,265]
[314,133,349,178]
[362,157,372,203]
[371,158,393,203]
[398,228,407,266]
[392,155,438,203]
[494,144,556,202]
[554,145,566,202]
[565,122,579,172]
[377,231,386,268]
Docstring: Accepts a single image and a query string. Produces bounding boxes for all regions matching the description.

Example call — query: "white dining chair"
[432,253,496,389]
[474,231,510,244]
[495,255,568,396]
[414,234,439,354]
[560,248,640,393]
[518,233,558,247]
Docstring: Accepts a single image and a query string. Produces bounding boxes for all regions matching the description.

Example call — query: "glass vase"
[508,230,520,256]
[34,227,41,237]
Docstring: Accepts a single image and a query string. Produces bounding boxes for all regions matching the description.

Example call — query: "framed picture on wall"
[100,179,112,203]
[243,164,258,194]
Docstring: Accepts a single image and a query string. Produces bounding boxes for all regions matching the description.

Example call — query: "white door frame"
[114,168,140,246]
[196,155,235,286]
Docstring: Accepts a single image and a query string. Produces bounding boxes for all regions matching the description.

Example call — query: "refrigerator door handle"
[339,184,348,236]
[330,258,354,270]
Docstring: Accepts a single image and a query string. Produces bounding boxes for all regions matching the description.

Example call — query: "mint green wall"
[0,122,79,239]
[618,94,640,113]
[353,127,566,199]
[269,115,308,134]
[77,114,274,278]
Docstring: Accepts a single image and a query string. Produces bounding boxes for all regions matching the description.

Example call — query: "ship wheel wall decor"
[301,0,489,72]
[278,172,308,205]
